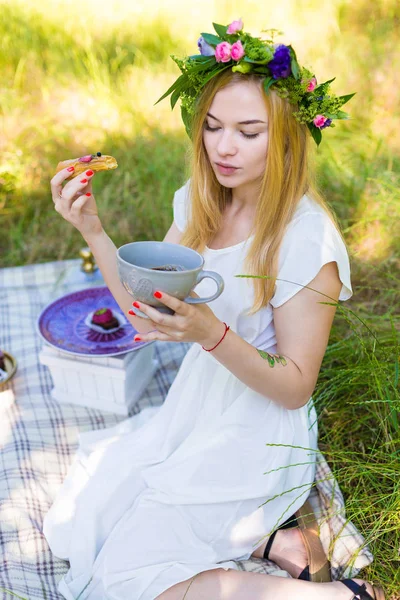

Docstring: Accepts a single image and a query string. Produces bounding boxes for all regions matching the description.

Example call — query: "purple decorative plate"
[37,286,153,357]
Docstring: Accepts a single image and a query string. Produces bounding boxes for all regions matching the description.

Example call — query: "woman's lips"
[215,163,239,175]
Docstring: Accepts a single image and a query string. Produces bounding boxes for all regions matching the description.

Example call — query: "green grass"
[0,0,399,597]
[316,304,400,595]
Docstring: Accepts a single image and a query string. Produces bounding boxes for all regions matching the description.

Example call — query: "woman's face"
[202,79,269,198]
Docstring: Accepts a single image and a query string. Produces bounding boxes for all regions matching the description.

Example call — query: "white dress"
[43,181,353,600]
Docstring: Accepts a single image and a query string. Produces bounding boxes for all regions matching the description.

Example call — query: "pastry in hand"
[56,152,118,180]
[91,308,120,331]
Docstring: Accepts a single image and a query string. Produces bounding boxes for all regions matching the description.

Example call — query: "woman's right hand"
[50,166,103,239]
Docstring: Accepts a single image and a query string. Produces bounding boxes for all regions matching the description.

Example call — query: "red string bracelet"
[202,322,230,352]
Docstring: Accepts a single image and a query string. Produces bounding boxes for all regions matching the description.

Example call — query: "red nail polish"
[134,336,142,342]
[128,310,135,315]
[85,192,91,197]
[67,166,75,172]
[80,178,88,184]
[154,291,162,299]
[86,170,94,176]
[133,301,140,308]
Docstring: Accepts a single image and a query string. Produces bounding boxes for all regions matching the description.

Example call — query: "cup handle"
[183,270,224,304]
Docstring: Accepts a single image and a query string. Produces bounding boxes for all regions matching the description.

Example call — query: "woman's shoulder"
[279,193,350,270]
[173,179,191,202]
[286,194,342,241]
[172,179,191,232]
[270,194,353,307]
[291,193,330,222]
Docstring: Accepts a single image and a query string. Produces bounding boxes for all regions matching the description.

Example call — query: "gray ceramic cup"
[117,241,224,318]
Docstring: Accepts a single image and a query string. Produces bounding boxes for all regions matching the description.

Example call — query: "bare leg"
[251,528,308,578]
[155,569,376,600]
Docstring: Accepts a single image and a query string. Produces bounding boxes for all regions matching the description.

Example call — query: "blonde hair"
[179,70,346,316]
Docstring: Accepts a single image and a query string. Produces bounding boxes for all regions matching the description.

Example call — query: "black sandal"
[263,500,331,582]
[341,578,386,600]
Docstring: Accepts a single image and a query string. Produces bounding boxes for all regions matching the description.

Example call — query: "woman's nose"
[216,130,237,156]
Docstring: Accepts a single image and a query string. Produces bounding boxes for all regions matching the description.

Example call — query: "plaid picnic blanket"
[0,260,373,599]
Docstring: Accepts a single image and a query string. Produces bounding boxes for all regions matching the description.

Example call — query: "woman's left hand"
[129,290,225,348]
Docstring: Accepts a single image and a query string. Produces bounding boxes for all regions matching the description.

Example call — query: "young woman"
[44,21,384,600]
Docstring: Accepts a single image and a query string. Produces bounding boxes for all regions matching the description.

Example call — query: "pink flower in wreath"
[307,77,317,92]
[313,114,328,128]
[227,19,243,34]
[231,40,245,61]
[215,42,232,63]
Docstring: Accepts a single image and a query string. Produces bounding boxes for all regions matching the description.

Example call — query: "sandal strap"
[263,530,277,560]
[342,579,374,600]
[278,513,299,530]
[263,513,298,560]
[298,565,310,581]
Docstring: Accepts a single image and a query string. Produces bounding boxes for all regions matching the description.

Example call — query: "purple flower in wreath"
[197,36,215,56]
[314,115,333,129]
[267,44,292,79]
[320,118,332,129]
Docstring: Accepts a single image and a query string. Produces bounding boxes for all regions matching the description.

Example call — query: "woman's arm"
[51,167,185,335]
[203,261,342,410]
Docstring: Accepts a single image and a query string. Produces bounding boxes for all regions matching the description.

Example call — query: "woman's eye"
[204,123,220,132]
[242,132,259,139]
[204,123,259,139]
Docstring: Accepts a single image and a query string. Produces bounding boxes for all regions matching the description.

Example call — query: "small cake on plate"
[91,308,119,331]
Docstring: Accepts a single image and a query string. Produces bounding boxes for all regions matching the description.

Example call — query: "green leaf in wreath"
[288,46,300,80]
[243,56,271,65]
[263,76,275,94]
[170,87,181,110]
[232,61,252,74]
[288,44,298,61]
[154,73,188,105]
[202,64,231,85]
[189,56,217,72]
[181,106,193,138]
[212,22,228,38]
[291,59,300,79]
[188,54,212,61]
[253,66,269,75]
[307,122,322,146]
[313,78,336,94]
[332,110,350,120]
[338,92,356,106]
[200,32,223,47]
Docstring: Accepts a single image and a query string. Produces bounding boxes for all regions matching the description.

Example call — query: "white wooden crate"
[39,343,159,415]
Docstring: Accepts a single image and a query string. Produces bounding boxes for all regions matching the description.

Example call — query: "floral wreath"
[157,19,355,145]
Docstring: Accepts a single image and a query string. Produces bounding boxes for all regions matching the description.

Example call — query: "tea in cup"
[116,241,224,318]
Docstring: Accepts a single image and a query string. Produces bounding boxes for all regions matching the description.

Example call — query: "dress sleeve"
[172,179,191,232]
[270,212,353,308]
